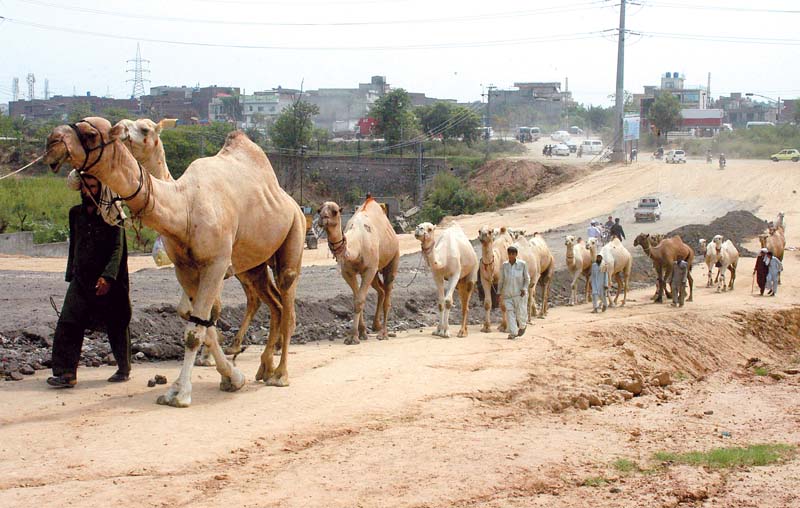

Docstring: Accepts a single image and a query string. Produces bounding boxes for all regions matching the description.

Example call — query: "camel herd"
[41,117,787,407]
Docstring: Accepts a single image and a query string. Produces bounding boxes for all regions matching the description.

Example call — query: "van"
[580,139,603,155]
[746,121,775,129]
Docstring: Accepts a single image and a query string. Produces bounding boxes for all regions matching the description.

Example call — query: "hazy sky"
[1,0,799,107]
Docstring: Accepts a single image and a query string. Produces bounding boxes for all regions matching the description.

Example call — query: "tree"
[68,102,94,123]
[794,98,800,124]
[370,89,419,147]
[102,107,132,124]
[270,100,320,151]
[415,102,481,143]
[586,105,614,131]
[648,92,682,138]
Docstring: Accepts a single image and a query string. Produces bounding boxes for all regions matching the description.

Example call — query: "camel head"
[478,225,496,246]
[758,233,768,248]
[712,234,724,251]
[415,222,436,250]
[698,238,706,250]
[508,228,526,240]
[44,117,118,175]
[585,237,598,251]
[113,118,162,161]
[565,235,576,248]
[318,201,342,230]
[633,233,650,249]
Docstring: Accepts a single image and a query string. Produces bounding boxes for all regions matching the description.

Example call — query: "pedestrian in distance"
[754,248,769,296]
[590,254,608,313]
[670,259,689,307]
[498,245,530,340]
[47,174,132,388]
[765,251,783,296]
[610,218,626,241]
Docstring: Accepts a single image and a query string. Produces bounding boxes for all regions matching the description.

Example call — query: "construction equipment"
[300,206,318,249]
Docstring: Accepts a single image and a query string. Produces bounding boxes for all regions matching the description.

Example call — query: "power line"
[643,1,800,14]
[12,0,608,27]
[637,30,800,45]
[0,17,609,50]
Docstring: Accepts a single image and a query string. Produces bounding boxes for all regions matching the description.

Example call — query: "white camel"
[477,225,513,333]
[699,238,720,287]
[710,235,739,292]
[565,235,593,305]
[596,238,632,307]
[415,222,478,338]
[527,233,555,318]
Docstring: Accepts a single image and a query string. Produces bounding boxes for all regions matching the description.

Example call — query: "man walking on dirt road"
[671,259,689,307]
[754,248,769,295]
[47,174,132,388]
[498,245,530,340]
[765,251,783,297]
[590,255,608,313]
[610,218,626,241]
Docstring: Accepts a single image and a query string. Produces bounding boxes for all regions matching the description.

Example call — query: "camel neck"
[422,241,441,270]
[144,150,172,181]
[480,242,494,266]
[89,141,186,238]
[326,222,350,262]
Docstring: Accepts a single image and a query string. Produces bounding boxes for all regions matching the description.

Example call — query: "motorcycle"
[706,153,713,164]
[718,157,726,169]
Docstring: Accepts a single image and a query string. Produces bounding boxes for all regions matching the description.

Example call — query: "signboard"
[623,115,640,141]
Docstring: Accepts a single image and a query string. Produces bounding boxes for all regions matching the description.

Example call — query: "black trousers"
[51,280,132,378]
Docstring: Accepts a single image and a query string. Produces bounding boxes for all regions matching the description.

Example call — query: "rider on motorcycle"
[706,149,712,163]
[719,153,727,168]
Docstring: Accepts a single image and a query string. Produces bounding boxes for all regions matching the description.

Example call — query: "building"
[481,81,574,128]
[210,87,298,129]
[140,85,240,122]
[633,72,708,111]
[8,94,138,121]
[780,99,797,124]
[715,93,779,128]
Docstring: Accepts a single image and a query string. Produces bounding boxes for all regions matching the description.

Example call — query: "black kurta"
[51,204,132,378]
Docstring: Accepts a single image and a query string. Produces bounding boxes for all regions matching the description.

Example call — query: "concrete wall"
[266,153,446,205]
[0,231,69,257]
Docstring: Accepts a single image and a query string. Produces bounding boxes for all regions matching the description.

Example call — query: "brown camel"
[114,118,281,360]
[319,197,400,344]
[633,233,694,303]
[477,225,512,332]
[760,230,785,284]
[45,117,305,407]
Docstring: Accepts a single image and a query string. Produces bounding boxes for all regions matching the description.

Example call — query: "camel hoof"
[156,393,190,408]
[480,326,490,333]
[377,332,388,341]
[223,345,244,356]
[265,374,289,387]
[359,332,369,342]
[220,369,246,392]
[344,337,360,345]
[194,357,215,367]
[457,330,467,338]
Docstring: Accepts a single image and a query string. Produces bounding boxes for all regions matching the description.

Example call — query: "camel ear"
[110,122,126,142]
[154,120,163,134]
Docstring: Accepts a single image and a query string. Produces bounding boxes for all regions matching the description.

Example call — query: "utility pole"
[417,141,424,206]
[483,85,497,160]
[612,0,627,162]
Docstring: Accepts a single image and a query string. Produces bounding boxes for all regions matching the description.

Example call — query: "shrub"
[419,172,490,224]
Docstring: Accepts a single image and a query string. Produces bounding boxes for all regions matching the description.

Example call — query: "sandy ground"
[1,155,799,507]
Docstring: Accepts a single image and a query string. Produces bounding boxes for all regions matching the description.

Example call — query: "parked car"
[565,139,578,153]
[770,149,800,162]
[550,130,570,142]
[569,126,584,135]
[552,143,570,156]
[634,197,662,222]
[580,139,604,155]
[665,149,686,164]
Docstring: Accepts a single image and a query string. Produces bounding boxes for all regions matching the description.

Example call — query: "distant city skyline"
[2,0,799,107]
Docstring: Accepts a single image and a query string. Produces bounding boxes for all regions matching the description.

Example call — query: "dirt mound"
[469,159,580,206]
[666,210,768,256]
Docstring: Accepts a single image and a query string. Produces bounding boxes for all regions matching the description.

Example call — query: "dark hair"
[507,246,518,254]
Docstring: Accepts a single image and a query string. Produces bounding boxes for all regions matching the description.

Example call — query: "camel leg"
[706,263,714,287]
[356,269,377,343]
[195,297,222,367]
[370,275,386,336]
[480,275,493,333]
[538,269,552,318]
[569,272,578,306]
[340,270,365,345]
[717,263,727,292]
[433,277,446,337]
[263,222,304,387]
[729,263,736,290]
[456,278,473,338]
[528,272,541,323]
[158,262,240,407]
[686,269,694,302]
[225,275,262,356]
[440,276,460,338]
[378,255,399,340]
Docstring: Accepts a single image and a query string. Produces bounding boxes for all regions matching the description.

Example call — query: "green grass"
[612,458,639,473]
[654,444,795,469]
[754,366,769,376]
[582,476,609,487]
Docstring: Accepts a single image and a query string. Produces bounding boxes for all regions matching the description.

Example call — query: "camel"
[477,225,513,332]
[760,231,785,284]
[415,222,477,338]
[633,233,694,303]
[710,235,739,292]
[595,238,632,307]
[45,117,305,407]
[565,235,593,305]
[319,197,400,344]
[776,211,786,233]
[525,233,555,319]
[698,239,720,287]
[114,118,282,361]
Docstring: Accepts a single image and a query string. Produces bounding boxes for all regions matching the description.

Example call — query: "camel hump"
[219,130,257,154]
[363,194,375,206]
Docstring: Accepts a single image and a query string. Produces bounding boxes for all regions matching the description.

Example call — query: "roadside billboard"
[623,115,640,141]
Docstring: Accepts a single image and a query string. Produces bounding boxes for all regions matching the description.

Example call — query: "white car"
[665,149,686,164]
[565,139,578,153]
[552,143,570,156]
[550,130,570,142]
[579,139,604,155]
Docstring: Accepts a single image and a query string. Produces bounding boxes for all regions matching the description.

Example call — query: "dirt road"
[1,157,799,507]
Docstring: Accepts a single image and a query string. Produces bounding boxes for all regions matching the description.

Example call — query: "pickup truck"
[634,197,662,222]
[770,149,800,162]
